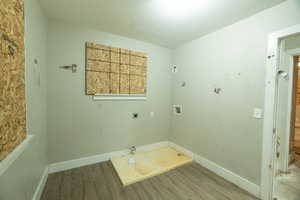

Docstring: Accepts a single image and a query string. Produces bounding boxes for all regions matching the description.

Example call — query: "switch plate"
[253,108,263,119]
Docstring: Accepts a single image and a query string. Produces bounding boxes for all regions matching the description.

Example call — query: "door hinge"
[273,128,276,134]
[268,55,275,59]
[276,152,280,158]
[276,136,281,146]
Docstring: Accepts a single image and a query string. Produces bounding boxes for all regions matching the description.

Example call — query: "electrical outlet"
[253,108,263,119]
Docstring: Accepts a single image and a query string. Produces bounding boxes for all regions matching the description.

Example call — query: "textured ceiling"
[39,0,286,48]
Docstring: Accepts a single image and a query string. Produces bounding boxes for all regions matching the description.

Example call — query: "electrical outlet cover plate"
[253,108,263,119]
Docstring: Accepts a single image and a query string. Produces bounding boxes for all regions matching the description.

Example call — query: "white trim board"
[47,141,260,198]
[280,48,300,173]
[261,23,300,200]
[32,166,49,200]
[0,135,34,176]
[195,154,260,198]
[169,142,261,199]
[92,95,147,101]
[48,141,169,174]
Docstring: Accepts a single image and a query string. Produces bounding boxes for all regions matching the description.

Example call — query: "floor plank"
[41,161,258,200]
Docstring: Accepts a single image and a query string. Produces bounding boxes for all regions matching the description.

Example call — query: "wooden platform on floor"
[41,161,258,200]
[111,146,193,186]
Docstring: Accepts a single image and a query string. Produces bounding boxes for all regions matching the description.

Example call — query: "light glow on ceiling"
[155,0,210,18]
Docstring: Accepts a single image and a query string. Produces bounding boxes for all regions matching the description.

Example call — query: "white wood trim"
[92,95,147,101]
[0,135,34,176]
[135,141,169,152]
[32,166,49,200]
[48,152,110,173]
[169,142,260,198]
[195,155,260,198]
[286,48,300,56]
[48,141,169,173]
[282,53,294,172]
[261,24,300,200]
[47,140,260,198]
[109,141,169,157]
[168,142,194,158]
[281,48,300,172]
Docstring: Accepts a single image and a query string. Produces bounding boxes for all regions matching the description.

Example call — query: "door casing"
[261,24,300,200]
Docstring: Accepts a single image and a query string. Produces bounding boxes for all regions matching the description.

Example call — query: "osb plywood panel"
[110,73,120,94]
[85,42,147,95]
[0,0,26,161]
[111,146,193,186]
[86,59,110,72]
[120,74,130,94]
[130,75,147,94]
[86,71,110,94]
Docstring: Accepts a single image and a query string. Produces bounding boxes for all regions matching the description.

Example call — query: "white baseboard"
[32,166,48,200]
[45,140,260,199]
[169,142,195,158]
[48,152,110,174]
[169,142,261,198]
[195,154,260,198]
[137,141,169,152]
[48,141,169,174]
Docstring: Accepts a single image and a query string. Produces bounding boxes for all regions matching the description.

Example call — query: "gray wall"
[170,0,300,185]
[46,21,172,163]
[0,0,48,199]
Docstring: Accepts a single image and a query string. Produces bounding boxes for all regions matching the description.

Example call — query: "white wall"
[0,0,48,199]
[46,20,172,163]
[170,0,300,185]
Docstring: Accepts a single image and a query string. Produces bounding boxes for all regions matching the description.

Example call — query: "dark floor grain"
[41,161,259,200]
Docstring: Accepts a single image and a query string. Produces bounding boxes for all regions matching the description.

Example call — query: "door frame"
[261,24,300,200]
[281,48,300,172]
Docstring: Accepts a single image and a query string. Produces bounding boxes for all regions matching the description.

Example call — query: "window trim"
[92,94,147,101]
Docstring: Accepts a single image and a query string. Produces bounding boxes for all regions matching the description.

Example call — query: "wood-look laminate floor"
[41,161,258,200]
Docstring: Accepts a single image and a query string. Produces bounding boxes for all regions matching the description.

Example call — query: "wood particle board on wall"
[0,0,26,161]
[85,42,147,95]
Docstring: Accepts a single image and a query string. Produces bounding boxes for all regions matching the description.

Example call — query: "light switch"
[253,108,263,119]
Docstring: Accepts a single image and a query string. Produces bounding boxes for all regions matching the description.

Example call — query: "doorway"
[274,52,300,200]
[294,56,300,157]
[261,25,300,200]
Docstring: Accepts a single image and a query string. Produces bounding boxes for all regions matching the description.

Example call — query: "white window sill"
[92,95,147,101]
[0,135,34,176]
